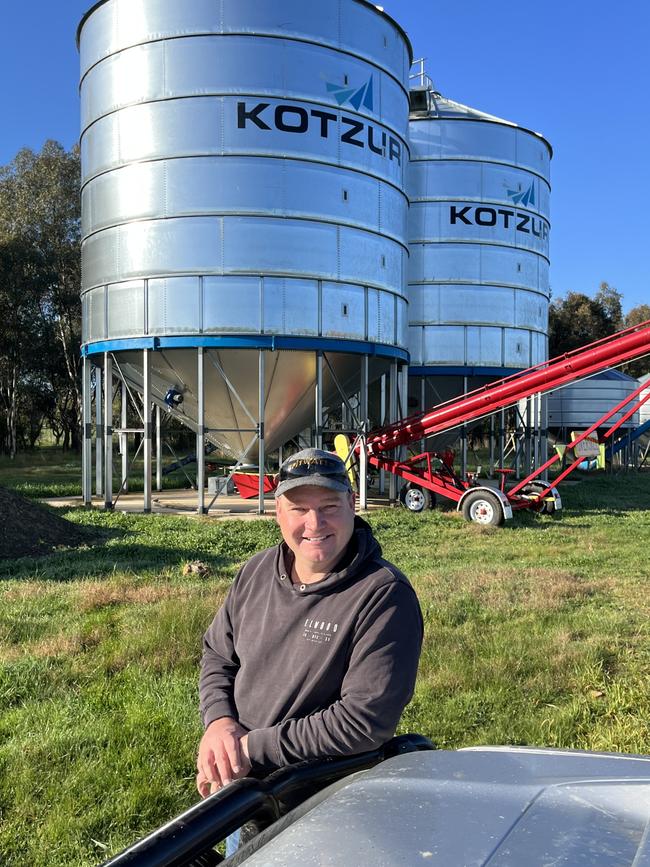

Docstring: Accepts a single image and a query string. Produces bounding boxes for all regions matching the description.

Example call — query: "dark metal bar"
[100,735,435,867]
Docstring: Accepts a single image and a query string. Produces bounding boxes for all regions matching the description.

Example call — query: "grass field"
[0,447,230,498]
[0,468,649,865]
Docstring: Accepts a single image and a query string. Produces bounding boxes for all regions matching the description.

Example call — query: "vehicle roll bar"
[100,734,436,867]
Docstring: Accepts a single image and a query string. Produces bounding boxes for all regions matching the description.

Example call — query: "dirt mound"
[0,487,95,560]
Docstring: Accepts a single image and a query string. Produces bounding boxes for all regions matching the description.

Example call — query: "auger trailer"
[349,320,650,526]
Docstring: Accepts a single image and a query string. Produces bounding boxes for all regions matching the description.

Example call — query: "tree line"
[0,142,648,458]
[0,142,81,458]
[549,283,650,378]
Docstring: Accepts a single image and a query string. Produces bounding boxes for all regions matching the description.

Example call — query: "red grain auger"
[354,320,650,525]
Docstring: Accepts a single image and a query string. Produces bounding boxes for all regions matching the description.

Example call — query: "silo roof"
[593,369,639,383]
[76,0,414,61]
[412,91,553,157]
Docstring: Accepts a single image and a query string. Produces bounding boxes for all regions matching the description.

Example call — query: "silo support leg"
[379,374,386,495]
[197,347,206,515]
[388,362,398,504]
[359,356,369,512]
[121,381,128,493]
[82,356,93,506]
[533,392,540,471]
[156,405,162,492]
[258,350,266,516]
[143,348,152,514]
[315,351,323,449]
[398,365,409,495]
[420,378,426,454]
[103,353,113,510]
[489,414,495,478]
[540,394,549,482]
[461,376,468,479]
[499,408,506,471]
[525,396,533,474]
[95,366,103,498]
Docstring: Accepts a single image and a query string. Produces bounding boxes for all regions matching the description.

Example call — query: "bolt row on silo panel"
[78,0,412,456]
[407,94,552,373]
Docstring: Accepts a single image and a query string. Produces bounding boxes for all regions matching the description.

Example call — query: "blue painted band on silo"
[81,335,410,362]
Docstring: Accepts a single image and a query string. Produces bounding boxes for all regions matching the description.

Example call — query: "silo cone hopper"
[112,348,386,461]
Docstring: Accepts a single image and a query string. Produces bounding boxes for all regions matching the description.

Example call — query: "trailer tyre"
[400,484,433,513]
[521,482,555,515]
[461,490,504,527]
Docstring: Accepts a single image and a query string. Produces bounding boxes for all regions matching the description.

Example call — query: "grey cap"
[274,448,352,498]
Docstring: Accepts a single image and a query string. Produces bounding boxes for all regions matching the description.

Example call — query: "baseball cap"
[274,448,352,498]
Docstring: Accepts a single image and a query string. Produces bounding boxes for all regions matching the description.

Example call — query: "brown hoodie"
[199,517,423,772]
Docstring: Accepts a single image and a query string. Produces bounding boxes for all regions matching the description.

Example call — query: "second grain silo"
[406,81,552,414]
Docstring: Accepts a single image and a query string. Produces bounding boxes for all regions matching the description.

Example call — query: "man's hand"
[196,717,251,797]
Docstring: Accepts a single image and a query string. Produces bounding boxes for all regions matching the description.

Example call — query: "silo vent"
[409,87,429,114]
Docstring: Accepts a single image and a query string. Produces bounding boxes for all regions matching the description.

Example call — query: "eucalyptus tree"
[0,239,49,457]
[0,141,82,451]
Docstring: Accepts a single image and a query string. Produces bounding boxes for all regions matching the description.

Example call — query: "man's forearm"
[245,693,403,769]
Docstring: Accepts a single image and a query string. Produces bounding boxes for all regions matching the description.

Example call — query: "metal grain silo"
[78,0,412,511]
[407,86,551,376]
[546,370,640,433]
[639,374,650,425]
[404,79,552,474]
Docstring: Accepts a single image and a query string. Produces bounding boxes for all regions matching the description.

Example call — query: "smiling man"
[196,448,423,807]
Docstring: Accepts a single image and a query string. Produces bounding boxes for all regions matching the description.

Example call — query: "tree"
[594,282,623,332]
[622,304,650,379]
[0,239,49,457]
[548,290,618,357]
[0,142,82,451]
[625,304,650,328]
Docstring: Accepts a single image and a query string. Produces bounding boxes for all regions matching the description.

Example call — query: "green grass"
[1,470,650,864]
[0,448,84,497]
[0,447,232,498]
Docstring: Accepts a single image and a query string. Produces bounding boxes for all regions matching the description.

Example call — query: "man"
[196,447,423,799]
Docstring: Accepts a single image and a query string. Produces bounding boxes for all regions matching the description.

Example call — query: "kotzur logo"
[507,181,536,208]
[236,72,401,164]
[449,178,548,241]
[325,75,374,112]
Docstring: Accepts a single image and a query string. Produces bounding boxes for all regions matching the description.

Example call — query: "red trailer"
[354,320,650,525]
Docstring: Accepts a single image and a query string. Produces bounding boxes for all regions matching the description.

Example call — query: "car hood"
[235,746,650,866]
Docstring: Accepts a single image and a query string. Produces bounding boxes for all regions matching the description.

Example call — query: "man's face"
[275,486,356,578]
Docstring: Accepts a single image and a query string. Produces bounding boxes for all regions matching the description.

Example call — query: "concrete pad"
[43,488,396,519]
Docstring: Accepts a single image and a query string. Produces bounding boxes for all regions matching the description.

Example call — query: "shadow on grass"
[555,474,650,515]
[0,533,234,583]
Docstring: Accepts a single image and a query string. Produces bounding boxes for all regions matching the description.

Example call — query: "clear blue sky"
[1,0,647,313]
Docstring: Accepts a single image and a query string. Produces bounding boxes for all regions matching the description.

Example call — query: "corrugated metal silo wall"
[406,103,552,431]
[78,0,412,456]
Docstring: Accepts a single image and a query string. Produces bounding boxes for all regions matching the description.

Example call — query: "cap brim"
[274,476,352,498]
